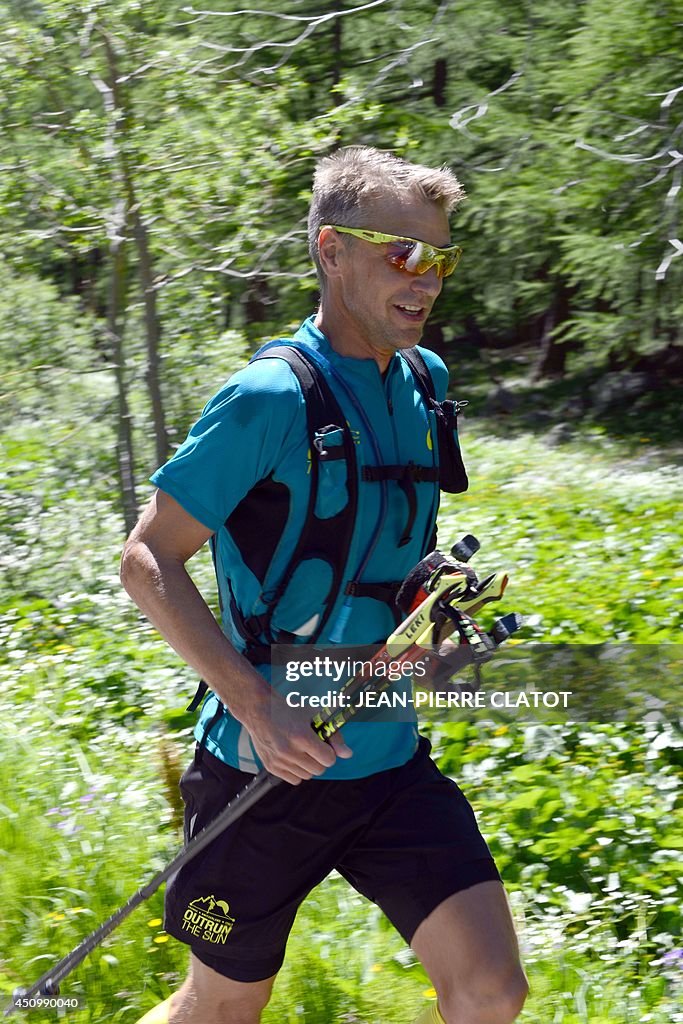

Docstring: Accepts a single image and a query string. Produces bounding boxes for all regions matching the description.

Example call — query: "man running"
[121,146,528,1024]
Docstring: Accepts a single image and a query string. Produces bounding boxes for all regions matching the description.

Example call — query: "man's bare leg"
[131,954,276,1024]
[411,881,528,1024]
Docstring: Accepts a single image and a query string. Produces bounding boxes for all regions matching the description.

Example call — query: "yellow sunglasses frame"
[321,225,463,278]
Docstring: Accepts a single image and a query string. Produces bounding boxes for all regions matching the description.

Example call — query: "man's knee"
[169,987,272,1024]
[168,955,275,1024]
[438,964,529,1024]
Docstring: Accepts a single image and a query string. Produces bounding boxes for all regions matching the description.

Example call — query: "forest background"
[1,1,682,1022]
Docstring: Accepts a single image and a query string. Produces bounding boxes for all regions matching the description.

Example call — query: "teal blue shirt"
[151,317,450,778]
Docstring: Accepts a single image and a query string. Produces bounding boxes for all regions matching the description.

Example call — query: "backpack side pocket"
[313,424,349,518]
[430,398,469,493]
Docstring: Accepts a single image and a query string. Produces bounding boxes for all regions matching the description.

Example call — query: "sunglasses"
[322,225,463,279]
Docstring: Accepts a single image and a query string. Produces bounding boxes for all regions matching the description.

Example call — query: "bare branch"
[182,0,394,26]
[142,158,224,175]
[613,124,653,143]
[449,72,524,133]
[152,224,313,289]
[320,0,451,116]
[574,138,675,165]
[155,261,315,287]
[326,36,436,113]
[184,0,412,79]
[638,149,683,190]
[192,21,322,70]
[655,238,683,281]
[647,84,683,109]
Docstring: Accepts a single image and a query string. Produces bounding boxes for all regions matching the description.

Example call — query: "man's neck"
[314,305,393,374]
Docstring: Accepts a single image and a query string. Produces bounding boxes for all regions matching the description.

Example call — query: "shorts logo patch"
[182,894,235,945]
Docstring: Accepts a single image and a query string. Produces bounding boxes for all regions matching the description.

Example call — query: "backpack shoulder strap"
[254,344,348,438]
[399,346,437,403]
[233,344,359,656]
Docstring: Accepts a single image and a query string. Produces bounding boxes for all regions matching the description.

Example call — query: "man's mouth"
[394,303,427,321]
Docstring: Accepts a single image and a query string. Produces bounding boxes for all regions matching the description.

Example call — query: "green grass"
[1,382,682,1022]
[442,428,683,642]
[1,721,681,1022]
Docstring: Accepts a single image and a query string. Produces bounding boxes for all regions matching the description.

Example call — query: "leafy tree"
[2,0,682,531]
[0,0,379,525]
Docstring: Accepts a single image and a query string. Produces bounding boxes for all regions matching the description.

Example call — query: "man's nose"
[412,264,443,298]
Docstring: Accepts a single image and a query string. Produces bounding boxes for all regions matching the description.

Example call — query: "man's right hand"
[121,492,353,785]
[245,697,352,785]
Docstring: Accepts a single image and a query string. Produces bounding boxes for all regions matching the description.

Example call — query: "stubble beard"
[349,296,424,356]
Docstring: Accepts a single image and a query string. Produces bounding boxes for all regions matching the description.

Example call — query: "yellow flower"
[422,987,437,998]
[153,934,170,944]
[370,964,383,973]
[147,918,163,927]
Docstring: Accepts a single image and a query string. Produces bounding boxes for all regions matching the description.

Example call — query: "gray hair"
[308,146,465,286]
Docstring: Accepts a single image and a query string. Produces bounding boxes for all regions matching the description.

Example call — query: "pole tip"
[450,534,480,562]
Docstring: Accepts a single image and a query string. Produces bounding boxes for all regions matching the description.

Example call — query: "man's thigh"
[336,737,501,943]
[164,745,389,981]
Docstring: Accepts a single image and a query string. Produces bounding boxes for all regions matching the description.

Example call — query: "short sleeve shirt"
[152,317,450,778]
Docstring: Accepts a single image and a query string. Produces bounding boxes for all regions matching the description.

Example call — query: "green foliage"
[2,384,682,1020]
[0,260,101,418]
[442,430,683,641]
[1,0,681,515]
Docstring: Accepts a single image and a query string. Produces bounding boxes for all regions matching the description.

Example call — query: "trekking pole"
[6,770,278,1014]
[5,537,519,1015]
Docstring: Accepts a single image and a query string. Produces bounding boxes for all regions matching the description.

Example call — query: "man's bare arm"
[120,490,350,784]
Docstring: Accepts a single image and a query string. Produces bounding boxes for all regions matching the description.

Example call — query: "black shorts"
[164,737,501,983]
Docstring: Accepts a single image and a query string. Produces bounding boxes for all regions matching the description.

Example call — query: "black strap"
[314,435,346,460]
[241,644,274,665]
[362,463,439,546]
[398,476,416,547]
[399,347,437,402]
[400,347,469,497]
[187,680,209,713]
[229,345,359,660]
[345,580,403,603]
[362,465,439,483]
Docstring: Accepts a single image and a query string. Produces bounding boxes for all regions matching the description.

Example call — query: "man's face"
[321,193,451,357]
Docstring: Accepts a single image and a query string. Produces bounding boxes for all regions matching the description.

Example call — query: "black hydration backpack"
[188,344,468,711]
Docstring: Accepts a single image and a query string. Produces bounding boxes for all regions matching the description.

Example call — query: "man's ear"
[317,226,345,280]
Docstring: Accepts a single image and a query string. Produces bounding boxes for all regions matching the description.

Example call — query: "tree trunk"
[432,58,447,107]
[93,30,139,533]
[532,281,572,379]
[103,30,169,469]
[108,203,138,536]
[243,274,273,325]
[330,2,343,103]
[130,203,169,467]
